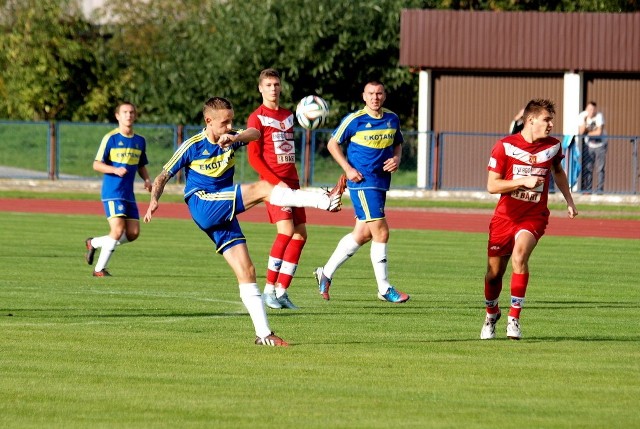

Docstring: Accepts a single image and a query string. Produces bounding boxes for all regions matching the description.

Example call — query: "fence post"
[304,129,311,187]
[48,120,57,180]
[433,132,440,190]
[176,124,184,184]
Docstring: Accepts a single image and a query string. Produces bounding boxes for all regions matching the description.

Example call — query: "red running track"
[0,198,637,239]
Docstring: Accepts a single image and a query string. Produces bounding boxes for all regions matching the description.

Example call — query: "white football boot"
[506,316,522,340]
[480,311,501,340]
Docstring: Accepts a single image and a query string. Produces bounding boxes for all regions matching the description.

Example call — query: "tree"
[0,0,103,120]
[1,0,637,123]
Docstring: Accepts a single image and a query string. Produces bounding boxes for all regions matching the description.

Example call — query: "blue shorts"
[187,185,247,253]
[102,200,140,220]
[349,188,386,221]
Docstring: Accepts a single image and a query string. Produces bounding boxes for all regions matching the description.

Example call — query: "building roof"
[399,10,640,72]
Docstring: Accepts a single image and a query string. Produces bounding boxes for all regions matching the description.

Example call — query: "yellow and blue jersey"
[163,129,247,199]
[332,108,403,191]
[95,129,148,202]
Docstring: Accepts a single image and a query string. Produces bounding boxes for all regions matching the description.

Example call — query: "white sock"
[90,235,110,248]
[370,241,392,294]
[324,233,361,279]
[239,283,271,338]
[275,286,287,298]
[269,186,330,209]
[94,237,118,271]
[118,232,129,245]
[263,283,275,295]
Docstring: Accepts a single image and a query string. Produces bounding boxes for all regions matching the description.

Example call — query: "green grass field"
[1,212,639,428]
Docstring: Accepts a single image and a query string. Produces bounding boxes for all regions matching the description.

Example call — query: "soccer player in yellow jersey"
[84,102,152,277]
[144,97,343,346]
[314,81,409,303]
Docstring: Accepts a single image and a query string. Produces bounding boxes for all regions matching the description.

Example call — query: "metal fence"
[1,120,637,194]
[438,132,639,194]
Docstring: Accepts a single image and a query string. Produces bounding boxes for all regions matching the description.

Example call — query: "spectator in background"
[509,108,525,134]
[84,102,152,277]
[578,101,607,193]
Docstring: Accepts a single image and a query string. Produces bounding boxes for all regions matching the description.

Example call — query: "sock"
[269,186,330,209]
[90,235,109,248]
[239,283,271,338]
[118,232,129,245]
[263,283,275,295]
[370,241,392,295]
[94,237,118,271]
[275,286,287,298]
[275,238,306,290]
[509,272,529,318]
[266,234,291,286]
[323,233,361,279]
[484,277,503,315]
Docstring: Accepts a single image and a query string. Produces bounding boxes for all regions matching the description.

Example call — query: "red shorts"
[487,215,548,257]
[264,201,307,225]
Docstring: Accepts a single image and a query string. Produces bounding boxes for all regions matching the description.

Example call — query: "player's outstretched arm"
[217,128,260,148]
[144,170,171,223]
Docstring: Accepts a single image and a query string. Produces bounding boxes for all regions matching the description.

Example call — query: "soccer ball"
[295,95,329,130]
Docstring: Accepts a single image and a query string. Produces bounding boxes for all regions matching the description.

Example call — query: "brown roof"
[399,10,640,72]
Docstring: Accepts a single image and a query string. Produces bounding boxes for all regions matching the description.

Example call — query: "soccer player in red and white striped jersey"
[481,98,578,340]
[247,69,306,310]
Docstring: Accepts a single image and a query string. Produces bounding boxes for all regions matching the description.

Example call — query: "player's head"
[258,68,281,105]
[115,102,137,128]
[362,81,386,115]
[523,98,555,140]
[203,97,234,139]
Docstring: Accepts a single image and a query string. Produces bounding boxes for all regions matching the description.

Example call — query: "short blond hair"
[202,97,233,118]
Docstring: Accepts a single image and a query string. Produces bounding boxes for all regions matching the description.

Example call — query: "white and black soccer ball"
[295,95,329,130]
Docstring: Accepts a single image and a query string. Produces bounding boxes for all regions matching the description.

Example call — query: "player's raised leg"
[238,178,344,214]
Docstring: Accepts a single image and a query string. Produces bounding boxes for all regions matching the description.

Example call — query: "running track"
[1,198,637,239]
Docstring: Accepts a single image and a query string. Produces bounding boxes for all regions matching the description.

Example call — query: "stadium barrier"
[0,120,637,194]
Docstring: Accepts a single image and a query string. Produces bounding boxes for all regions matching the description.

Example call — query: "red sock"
[509,272,529,318]
[276,238,306,289]
[266,234,291,285]
[484,277,502,315]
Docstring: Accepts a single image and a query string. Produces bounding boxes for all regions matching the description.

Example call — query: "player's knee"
[246,180,272,203]
[239,264,256,281]
[510,254,529,272]
[256,180,273,199]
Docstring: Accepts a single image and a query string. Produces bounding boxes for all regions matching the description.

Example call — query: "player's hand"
[382,156,399,173]
[143,179,153,192]
[217,133,236,148]
[144,200,158,223]
[346,167,363,183]
[523,176,543,189]
[113,166,128,177]
[567,205,578,219]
